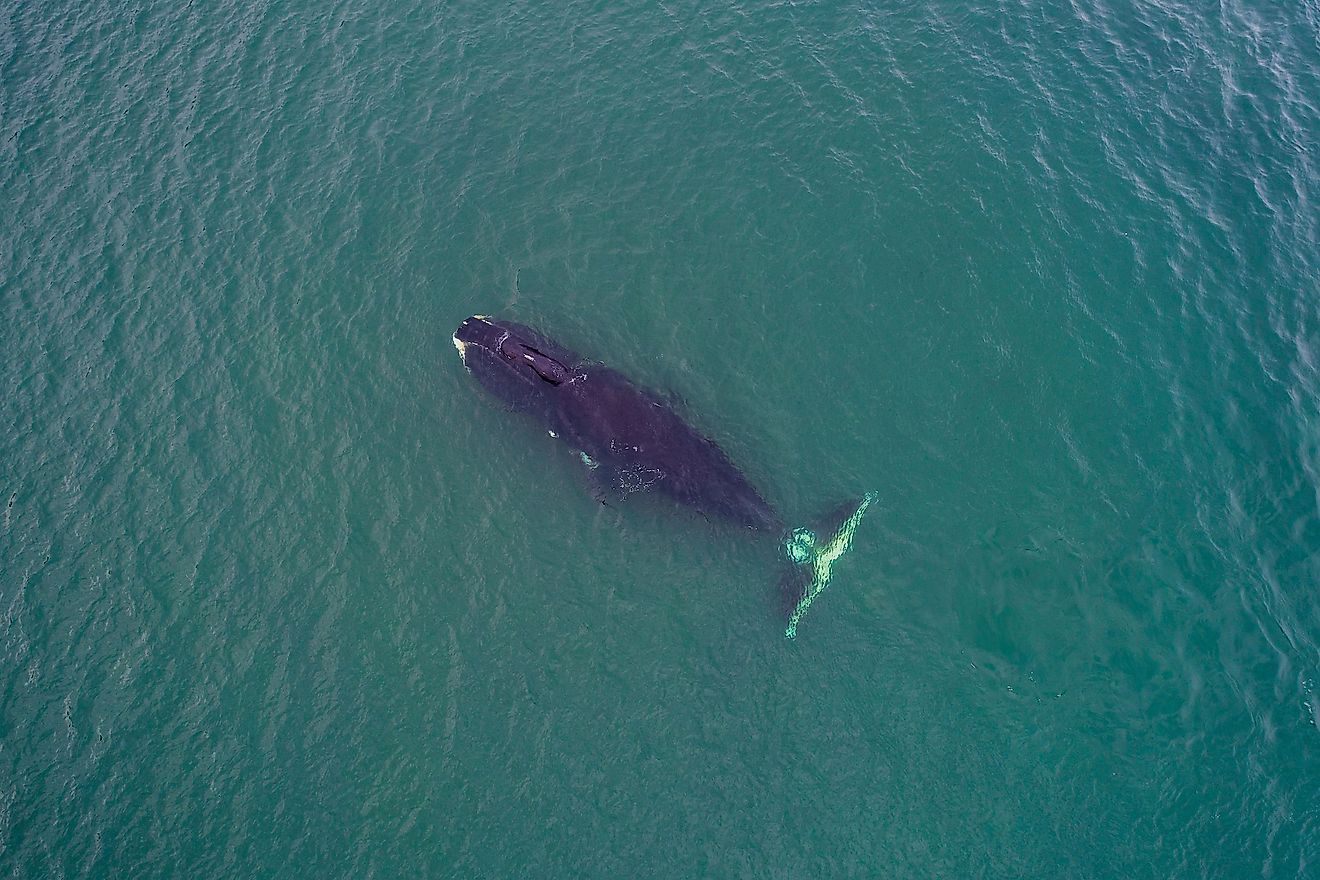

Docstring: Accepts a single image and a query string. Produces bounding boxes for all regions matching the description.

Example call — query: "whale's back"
[553,368,781,531]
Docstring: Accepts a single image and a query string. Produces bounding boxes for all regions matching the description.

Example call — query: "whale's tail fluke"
[780,492,879,639]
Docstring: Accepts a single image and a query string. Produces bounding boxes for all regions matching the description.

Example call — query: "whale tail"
[779,492,879,639]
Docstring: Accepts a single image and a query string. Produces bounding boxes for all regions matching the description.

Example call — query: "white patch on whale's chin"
[452,335,467,361]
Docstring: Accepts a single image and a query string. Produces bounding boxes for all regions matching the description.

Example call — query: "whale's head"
[453,316,577,414]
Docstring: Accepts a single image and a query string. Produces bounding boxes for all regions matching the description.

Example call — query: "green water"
[3,0,1319,875]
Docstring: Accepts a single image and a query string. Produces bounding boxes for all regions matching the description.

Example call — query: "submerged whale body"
[452,315,876,638]
[452,315,781,531]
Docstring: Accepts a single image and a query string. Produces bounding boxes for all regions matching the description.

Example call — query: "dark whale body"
[453,316,782,531]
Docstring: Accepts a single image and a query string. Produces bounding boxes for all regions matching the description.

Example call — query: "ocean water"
[3,0,1319,875]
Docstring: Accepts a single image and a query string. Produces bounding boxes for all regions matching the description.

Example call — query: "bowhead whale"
[452,315,875,638]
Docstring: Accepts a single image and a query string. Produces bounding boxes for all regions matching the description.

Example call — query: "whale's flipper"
[576,451,614,505]
[782,492,878,639]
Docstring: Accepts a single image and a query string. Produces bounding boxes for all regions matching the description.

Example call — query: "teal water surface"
[3,0,1319,876]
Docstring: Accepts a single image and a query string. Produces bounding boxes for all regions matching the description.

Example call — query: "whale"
[452,315,875,637]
